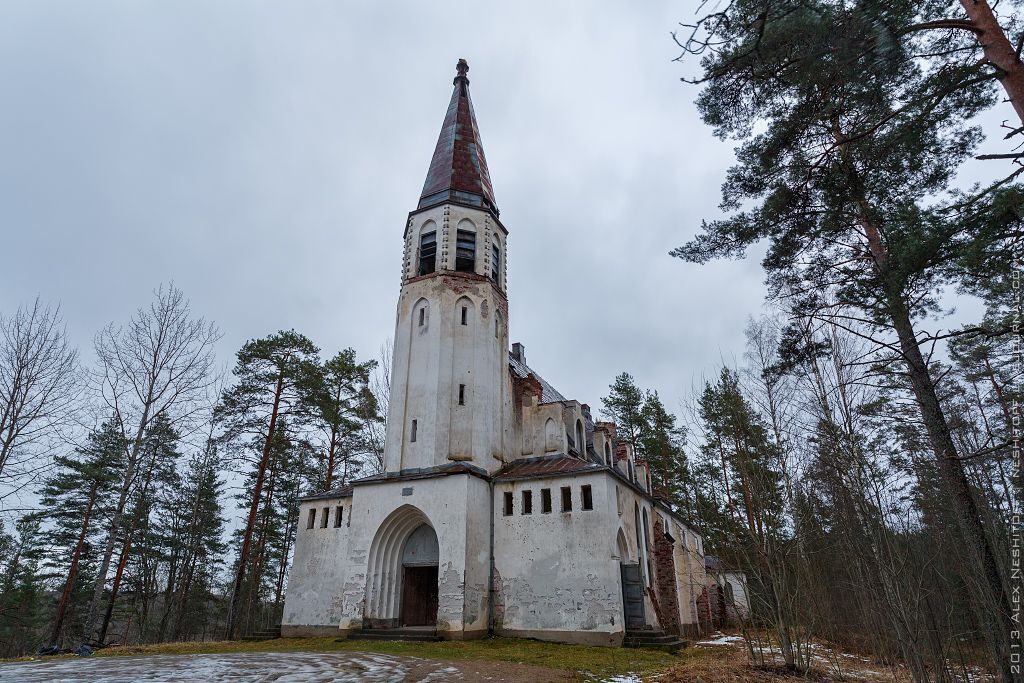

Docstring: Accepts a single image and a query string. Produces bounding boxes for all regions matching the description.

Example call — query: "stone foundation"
[280,625,347,638]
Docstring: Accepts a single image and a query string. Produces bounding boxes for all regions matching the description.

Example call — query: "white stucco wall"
[282,495,353,635]
[325,473,491,638]
[492,470,625,646]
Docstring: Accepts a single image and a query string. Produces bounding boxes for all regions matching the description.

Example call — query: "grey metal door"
[620,563,645,629]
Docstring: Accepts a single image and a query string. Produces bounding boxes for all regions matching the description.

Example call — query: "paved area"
[0,650,569,682]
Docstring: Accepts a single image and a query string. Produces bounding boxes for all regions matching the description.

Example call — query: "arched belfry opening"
[365,506,439,628]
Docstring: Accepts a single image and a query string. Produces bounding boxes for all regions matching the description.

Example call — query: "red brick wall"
[652,519,681,635]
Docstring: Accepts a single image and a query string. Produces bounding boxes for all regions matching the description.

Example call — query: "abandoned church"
[281,60,747,647]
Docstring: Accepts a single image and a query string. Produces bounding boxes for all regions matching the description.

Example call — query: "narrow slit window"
[491,242,501,283]
[321,507,329,528]
[541,488,552,514]
[307,508,316,529]
[334,506,343,528]
[458,384,466,405]
[418,307,425,327]
[418,231,437,275]
[522,490,533,515]
[581,485,593,510]
[455,229,476,272]
[561,486,572,512]
[503,491,513,516]
[410,419,418,442]
[461,306,468,325]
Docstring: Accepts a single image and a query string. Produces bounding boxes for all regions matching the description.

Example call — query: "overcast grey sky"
[0,2,1009,418]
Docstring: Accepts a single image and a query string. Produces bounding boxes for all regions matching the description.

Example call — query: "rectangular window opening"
[461,306,468,325]
[503,491,513,516]
[491,243,501,283]
[522,490,533,515]
[541,488,552,514]
[410,419,418,442]
[458,384,466,405]
[307,508,316,529]
[581,484,593,511]
[321,507,329,528]
[455,229,476,272]
[418,231,437,275]
[418,307,425,327]
[561,486,572,512]
[334,506,343,528]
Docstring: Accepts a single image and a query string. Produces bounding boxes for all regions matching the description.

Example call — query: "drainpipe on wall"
[487,477,495,636]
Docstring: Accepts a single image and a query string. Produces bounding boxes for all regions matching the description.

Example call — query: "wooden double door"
[400,565,439,627]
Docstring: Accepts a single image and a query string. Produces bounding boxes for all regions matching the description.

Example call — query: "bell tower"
[382,59,510,474]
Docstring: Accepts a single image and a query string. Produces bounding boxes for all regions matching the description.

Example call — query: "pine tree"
[673,2,1019,673]
[307,348,379,490]
[637,391,691,511]
[165,444,226,642]
[0,515,45,657]
[97,413,183,644]
[215,330,319,639]
[38,418,127,647]
[600,373,646,450]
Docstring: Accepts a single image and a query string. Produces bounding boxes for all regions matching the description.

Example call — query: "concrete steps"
[623,629,686,652]
[345,627,443,643]
[241,625,282,642]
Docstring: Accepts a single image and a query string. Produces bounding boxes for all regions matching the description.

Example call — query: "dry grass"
[73,636,678,680]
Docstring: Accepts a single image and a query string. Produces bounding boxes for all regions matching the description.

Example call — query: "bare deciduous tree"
[83,283,220,644]
[0,298,80,508]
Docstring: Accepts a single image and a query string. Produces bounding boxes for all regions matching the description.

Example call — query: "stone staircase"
[623,628,686,652]
[241,625,282,642]
[345,627,443,643]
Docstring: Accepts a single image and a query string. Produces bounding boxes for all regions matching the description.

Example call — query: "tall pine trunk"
[226,372,284,639]
[959,0,1024,127]
[50,480,99,647]
[852,187,1015,682]
[84,404,151,642]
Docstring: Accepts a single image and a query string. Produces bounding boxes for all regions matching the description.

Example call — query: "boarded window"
[522,490,533,514]
[581,484,593,510]
[321,507,329,528]
[541,488,552,514]
[307,508,316,529]
[491,241,501,282]
[503,491,513,516]
[334,506,343,528]
[411,419,418,442]
[458,384,466,405]
[561,486,572,512]
[455,229,476,272]
[418,231,437,275]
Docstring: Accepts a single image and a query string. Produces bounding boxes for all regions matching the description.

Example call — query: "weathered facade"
[282,59,711,646]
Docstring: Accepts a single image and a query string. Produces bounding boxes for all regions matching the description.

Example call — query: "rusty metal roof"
[300,483,354,502]
[508,353,567,404]
[418,59,497,215]
[494,454,602,481]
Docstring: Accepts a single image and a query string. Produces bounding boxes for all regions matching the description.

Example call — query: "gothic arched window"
[491,238,501,283]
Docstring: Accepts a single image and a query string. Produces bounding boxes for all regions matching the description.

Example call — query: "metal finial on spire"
[454,58,469,85]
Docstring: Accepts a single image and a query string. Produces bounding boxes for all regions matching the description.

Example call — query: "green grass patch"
[85,636,682,678]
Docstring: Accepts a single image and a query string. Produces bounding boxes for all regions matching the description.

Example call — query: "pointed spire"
[418,59,498,215]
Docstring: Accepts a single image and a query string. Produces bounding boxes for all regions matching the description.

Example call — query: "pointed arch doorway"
[400,524,439,627]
